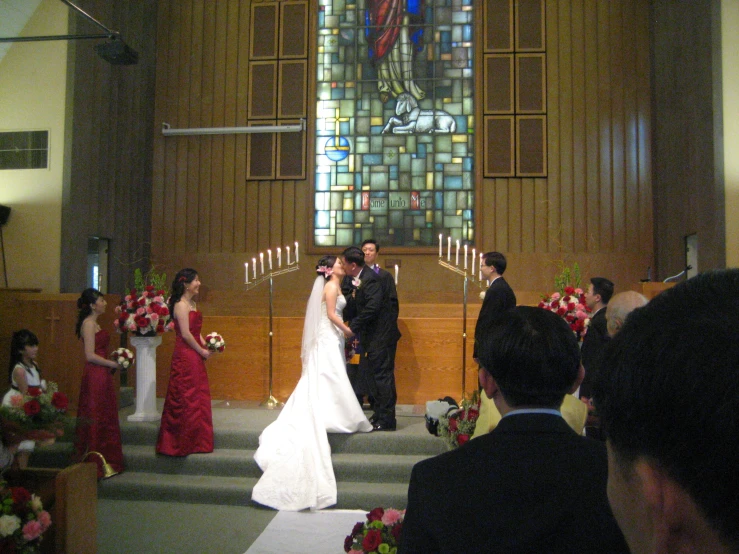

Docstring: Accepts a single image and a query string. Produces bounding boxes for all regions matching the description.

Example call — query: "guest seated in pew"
[400,306,628,553]
[594,269,739,554]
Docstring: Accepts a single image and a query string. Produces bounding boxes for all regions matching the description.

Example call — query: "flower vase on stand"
[127,334,162,422]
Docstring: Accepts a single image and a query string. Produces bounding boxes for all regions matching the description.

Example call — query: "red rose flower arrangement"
[0,483,52,551]
[0,381,72,443]
[538,286,591,340]
[344,507,405,553]
[437,391,481,448]
[114,268,173,336]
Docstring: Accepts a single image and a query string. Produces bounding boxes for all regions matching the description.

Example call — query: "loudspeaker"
[0,205,10,226]
[95,40,139,65]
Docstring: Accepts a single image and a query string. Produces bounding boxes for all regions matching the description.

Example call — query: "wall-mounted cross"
[45,306,61,342]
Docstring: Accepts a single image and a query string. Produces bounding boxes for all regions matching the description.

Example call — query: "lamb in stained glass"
[381,93,457,135]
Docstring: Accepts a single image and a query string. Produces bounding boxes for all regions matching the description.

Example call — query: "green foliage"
[553,261,582,295]
[133,267,168,295]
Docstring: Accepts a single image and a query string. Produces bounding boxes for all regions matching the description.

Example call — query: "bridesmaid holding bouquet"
[156,268,214,456]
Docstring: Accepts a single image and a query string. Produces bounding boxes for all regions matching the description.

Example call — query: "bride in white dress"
[252,255,373,511]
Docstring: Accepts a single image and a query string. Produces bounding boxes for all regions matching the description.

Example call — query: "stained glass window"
[314,0,474,248]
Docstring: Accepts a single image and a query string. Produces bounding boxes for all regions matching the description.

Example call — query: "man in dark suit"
[473,251,516,361]
[342,246,401,431]
[400,306,629,553]
[579,276,614,399]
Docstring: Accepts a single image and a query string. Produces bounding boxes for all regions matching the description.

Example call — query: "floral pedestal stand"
[127,335,162,422]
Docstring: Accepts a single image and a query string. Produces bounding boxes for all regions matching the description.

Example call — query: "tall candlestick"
[394,264,399,285]
[455,240,460,266]
[464,244,468,269]
[295,241,299,263]
[245,262,249,283]
[447,236,451,261]
[438,234,442,257]
[268,249,273,270]
[286,246,291,265]
[252,258,257,280]
[260,252,264,274]
[277,247,282,268]
[471,248,476,277]
[479,253,483,281]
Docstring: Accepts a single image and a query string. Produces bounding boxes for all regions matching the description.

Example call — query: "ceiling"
[0,0,45,65]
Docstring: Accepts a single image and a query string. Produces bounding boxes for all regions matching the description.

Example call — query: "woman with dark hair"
[252,255,372,511]
[74,288,124,479]
[156,269,214,456]
[2,329,46,468]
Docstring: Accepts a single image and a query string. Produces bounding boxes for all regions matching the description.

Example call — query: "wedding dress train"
[252,283,372,511]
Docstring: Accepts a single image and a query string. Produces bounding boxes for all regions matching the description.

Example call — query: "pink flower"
[22,519,43,541]
[381,508,403,526]
[166,321,175,331]
[124,294,132,302]
[551,292,560,300]
[9,394,24,408]
[127,322,137,332]
[574,288,583,295]
[576,309,588,320]
[136,307,146,317]
[149,313,160,324]
[37,511,51,531]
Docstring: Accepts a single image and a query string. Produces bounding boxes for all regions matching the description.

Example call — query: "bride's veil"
[301,276,325,362]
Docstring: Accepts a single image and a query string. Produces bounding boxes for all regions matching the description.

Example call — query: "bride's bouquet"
[205,332,226,352]
[344,507,405,553]
[110,348,134,369]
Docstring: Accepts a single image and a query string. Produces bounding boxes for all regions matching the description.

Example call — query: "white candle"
[394,264,399,285]
[479,253,483,281]
[455,240,460,266]
[252,258,257,279]
[245,262,249,283]
[471,248,476,277]
[295,241,299,263]
[277,247,282,268]
[286,246,291,265]
[268,249,273,270]
[438,234,442,257]
[464,244,468,269]
[447,236,451,261]
[260,252,264,274]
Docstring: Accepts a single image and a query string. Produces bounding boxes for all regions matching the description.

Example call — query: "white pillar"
[127,335,163,422]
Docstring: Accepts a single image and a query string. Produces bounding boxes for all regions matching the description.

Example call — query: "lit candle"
[438,234,442,257]
[277,247,282,268]
[471,248,476,277]
[447,236,451,261]
[479,253,483,281]
[464,244,468,269]
[455,240,460,266]
[286,246,291,265]
[268,249,273,270]
[252,258,257,280]
[394,264,399,285]
[245,262,249,283]
[260,252,264,274]
[295,241,299,263]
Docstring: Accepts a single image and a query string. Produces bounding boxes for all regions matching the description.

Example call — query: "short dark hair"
[478,306,580,408]
[590,277,614,304]
[361,238,379,252]
[483,251,507,275]
[342,246,365,267]
[594,269,739,551]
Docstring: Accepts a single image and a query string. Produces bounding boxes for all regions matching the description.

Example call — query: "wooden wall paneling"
[570,2,587,250]
[584,0,600,252]
[248,62,278,119]
[484,116,514,176]
[494,178,509,250]
[484,0,513,51]
[515,54,545,112]
[597,0,613,251]
[520,178,535,252]
[247,128,276,180]
[546,0,561,252]
[534,178,548,251]
[622,0,640,252]
[636,0,652,253]
[279,61,308,118]
[280,2,309,58]
[250,3,278,59]
[186,1,205,255]
[556,0,573,251]
[517,117,546,176]
[270,182,284,245]
[294,178,308,247]
[609,1,626,253]
[233,1,252,253]
[516,0,545,51]
[257,181,273,250]
[280,181,297,245]
[245,179,260,254]
[277,124,306,180]
[162,2,181,257]
[234,138,248,252]
[508,178,522,252]
[485,55,513,113]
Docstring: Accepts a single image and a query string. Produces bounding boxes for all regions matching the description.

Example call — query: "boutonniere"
[352,277,362,289]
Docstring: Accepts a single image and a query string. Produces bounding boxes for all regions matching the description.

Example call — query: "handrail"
[161,120,305,137]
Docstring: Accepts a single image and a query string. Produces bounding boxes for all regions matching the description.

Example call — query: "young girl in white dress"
[252,255,372,511]
[3,329,47,469]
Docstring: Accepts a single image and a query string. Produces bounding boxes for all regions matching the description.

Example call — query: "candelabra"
[245,249,300,409]
[437,235,484,399]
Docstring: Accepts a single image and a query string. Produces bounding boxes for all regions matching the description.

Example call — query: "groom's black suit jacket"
[400,413,629,554]
[347,266,400,353]
[473,276,516,358]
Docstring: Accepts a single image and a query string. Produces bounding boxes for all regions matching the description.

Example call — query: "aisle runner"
[245,509,367,554]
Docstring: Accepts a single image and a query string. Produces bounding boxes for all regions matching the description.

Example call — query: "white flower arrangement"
[205,332,226,353]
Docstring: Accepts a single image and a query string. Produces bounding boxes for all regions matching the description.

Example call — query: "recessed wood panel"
[517,0,545,50]
[279,61,307,117]
[484,0,513,51]
[485,116,514,176]
[485,55,513,112]
[247,123,276,180]
[516,54,545,112]
[277,122,306,179]
[517,116,546,176]
[250,3,278,58]
[248,62,277,119]
[280,2,308,58]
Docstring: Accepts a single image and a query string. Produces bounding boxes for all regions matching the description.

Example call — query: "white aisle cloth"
[252,295,372,511]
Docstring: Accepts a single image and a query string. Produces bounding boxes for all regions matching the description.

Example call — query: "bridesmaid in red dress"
[74,288,124,479]
[156,268,214,456]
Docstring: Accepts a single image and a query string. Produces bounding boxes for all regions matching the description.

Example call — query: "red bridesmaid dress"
[156,310,214,456]
[75,329,124,478]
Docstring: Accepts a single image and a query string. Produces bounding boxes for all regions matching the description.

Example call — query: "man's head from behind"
[605,291,648,337]
[477,306,581,412]
[594,269,739,554]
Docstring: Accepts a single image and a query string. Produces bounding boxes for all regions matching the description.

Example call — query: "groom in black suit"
[473,251,516,361]
[400,307,629,553]
[342,246,401,431]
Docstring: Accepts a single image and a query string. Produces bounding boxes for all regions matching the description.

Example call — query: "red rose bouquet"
[110,348,135,369]
[538,286,591,340]
[204,332,226,353]
[0,381,72,443]
[0,483,52,551]
[437,391,480,448]
[344,507,405,553]
[114,268,173,336]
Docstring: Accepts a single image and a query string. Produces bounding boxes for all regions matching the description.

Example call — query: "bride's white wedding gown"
[252,294,372,511]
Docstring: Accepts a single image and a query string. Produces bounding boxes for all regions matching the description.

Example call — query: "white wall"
[0,0,67,292]
[724,0,739,267]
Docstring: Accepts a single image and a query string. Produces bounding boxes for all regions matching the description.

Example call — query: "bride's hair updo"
[316,256,336,280]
